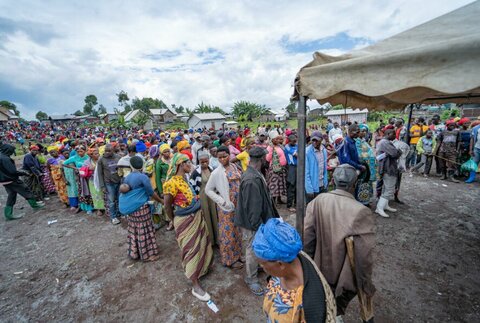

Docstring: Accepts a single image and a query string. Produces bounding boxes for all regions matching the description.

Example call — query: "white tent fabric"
[294,1,480,110]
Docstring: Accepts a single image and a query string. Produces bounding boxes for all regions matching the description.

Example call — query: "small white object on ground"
[207,300,219,313]
[48,220,58,225]
[13,271,23,275]
[441,184,448,187]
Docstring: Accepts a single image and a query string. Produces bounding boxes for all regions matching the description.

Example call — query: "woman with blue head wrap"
[253,218,336,323]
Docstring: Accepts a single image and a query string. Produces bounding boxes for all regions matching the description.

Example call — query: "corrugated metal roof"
[324,108,368,116]
[191,113,226,120]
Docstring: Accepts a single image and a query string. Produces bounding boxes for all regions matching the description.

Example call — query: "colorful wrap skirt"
[174,210,213,280]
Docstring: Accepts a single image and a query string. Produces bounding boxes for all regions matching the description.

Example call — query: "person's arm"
[154,160,163,194]
[340,141,364,170]
[433,133,443,155]
[351,208,376,297]
[62,156,77,169]
[303,202,317,258]
[304,149,314,195]
[469,130,475,156]
[240,180,264,230]
[97,158,106,190]
[417,137,425,155]
[265,145,273,163]
[163,194,174,221]
[205,170,226,205]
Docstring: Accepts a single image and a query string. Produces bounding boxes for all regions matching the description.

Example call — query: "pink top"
[266,145,287,166]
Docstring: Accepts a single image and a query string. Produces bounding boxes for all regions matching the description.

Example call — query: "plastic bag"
[460,158,478,173]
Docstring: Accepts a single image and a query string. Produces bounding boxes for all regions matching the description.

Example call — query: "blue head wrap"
[136,141,147,153]
[253,218,303,263]
[359,124,369,132]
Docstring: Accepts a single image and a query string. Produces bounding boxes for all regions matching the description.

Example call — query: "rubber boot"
[465,171,476,183]
[385,201,397,212]
[375,197,390,218]
[27,199,44,209]
[448,170,460,183]
[4,206,23,220]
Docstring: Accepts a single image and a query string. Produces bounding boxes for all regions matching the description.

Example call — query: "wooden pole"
[296,96,307,239]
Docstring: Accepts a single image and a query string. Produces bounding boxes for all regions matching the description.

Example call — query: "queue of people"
[0,113,478,323]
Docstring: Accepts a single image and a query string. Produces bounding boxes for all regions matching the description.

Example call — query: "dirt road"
[0,174,479,322]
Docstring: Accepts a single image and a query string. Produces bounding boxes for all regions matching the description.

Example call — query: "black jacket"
[0,153,23,183]
[234,166,278,231]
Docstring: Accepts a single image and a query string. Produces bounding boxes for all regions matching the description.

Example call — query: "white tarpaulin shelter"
[293,1,480,110]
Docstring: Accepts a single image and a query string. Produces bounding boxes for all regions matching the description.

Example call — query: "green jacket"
[416,136,437,155]
[155,158,170,194]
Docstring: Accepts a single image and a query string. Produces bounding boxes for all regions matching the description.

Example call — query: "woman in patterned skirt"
[120,156,161,262]
[46,146,69,206]
[63,145,94,215]
[86,148,105,216]
[266,133,287,204]
[205,146,243,269]
[164,153,213,302]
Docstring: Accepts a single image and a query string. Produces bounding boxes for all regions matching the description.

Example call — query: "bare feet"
[166,222,174,231]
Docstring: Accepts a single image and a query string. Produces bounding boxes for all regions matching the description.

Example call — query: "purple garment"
[47,155,65,166]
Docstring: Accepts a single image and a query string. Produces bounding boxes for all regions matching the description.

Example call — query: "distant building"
[324,108,369,124]
[48,114,77,124]
[0,106,19,123]
[100,113,119,124]
[188,113,226,130]
[461,104,480,118]
[150,109,177,127]
[259,111,275,122]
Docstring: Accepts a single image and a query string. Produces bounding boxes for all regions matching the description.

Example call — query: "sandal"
[247,282,264,296]
[288,207,296,212]
[166,222,174,231]
[229,261,244,270]
[144,255,160,262]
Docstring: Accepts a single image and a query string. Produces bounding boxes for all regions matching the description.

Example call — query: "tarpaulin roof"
[293,1,480,110]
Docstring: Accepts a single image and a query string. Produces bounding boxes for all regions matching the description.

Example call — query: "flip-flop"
[247,282,264,296]
[229,261,244,270]
[192,288,211,302]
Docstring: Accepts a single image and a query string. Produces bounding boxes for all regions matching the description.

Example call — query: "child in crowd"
[410,130,436,177]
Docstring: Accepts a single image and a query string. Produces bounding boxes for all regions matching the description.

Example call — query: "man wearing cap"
[304,164,375,323]
[305,131,329,204]
[191,133,203,165]
[235,146,279,296]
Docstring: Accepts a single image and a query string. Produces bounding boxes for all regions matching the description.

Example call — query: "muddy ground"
[0,174,479,322]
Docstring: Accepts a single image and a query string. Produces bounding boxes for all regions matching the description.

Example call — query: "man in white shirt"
[328,122,343,143]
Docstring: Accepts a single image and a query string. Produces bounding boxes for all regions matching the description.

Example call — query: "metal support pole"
[405,104,414,144]
[295,96,307,239]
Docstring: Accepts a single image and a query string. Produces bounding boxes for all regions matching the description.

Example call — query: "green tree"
[332,104,344,110]
[194,102,226,114]
[35,111,48,121]
[132,112,150,127]
[172,104,185,114]
[116,90,130,113]
[130,97,168,114]
[0,100,20,116]
[83,94,98,115]
[185,107,194,117]
[232,101,267,121]
[74,110,84,116]
[98,104,107,115]
[285,101,297,114]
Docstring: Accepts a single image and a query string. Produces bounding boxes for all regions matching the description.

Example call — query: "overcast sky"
[0,0,473,120]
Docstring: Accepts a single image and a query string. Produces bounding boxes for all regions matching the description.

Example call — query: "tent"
[293,1,480,110]
[292,1,480,234]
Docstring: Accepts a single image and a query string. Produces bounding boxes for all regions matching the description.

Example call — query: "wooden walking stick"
[345,236,374,322]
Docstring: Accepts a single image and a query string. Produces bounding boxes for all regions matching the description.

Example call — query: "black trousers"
[286,165,297,208]
[4,179,34,207]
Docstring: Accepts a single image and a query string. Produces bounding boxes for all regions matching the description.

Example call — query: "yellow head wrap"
[177,140,190,151]
[160,143,170,153]
[47,146,59,153]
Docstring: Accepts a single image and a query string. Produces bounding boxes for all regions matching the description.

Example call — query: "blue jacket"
[305,144,329,194]
[472,125,480,147]
[338,136,363,170]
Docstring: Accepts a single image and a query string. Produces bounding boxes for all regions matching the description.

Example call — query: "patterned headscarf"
[166,153,190,181]
[149,145,159,159]
[159,143,170,153]
[47,146,59,153]
[177,140,190,151]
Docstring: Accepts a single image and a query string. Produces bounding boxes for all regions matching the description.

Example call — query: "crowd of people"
[0,112,479,322]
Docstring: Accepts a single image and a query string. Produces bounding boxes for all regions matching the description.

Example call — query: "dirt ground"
[0,174,479,322]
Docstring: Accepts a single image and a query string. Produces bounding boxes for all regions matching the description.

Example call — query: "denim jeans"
[474,147,480,165]
[105,183,120,219]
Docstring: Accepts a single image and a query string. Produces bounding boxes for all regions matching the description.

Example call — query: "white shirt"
[328,127,343,143]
